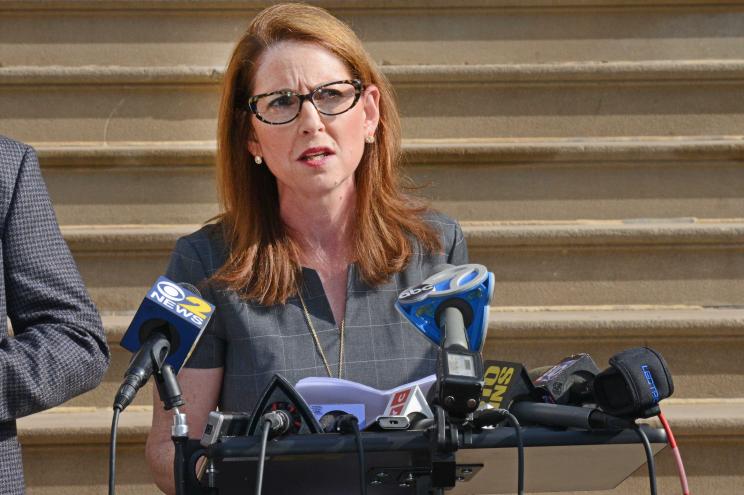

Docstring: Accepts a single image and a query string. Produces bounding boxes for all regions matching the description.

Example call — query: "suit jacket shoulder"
[0,136,32,225]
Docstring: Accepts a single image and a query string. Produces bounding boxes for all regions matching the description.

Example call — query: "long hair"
[213,3,441,305]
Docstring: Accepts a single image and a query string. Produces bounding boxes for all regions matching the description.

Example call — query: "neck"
[279,185,356,269]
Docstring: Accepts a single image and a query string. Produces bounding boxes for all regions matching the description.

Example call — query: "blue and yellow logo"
[148,279,213,328]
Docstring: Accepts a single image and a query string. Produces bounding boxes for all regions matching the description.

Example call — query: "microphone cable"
[502,410,525,495]
[473,408,524,495]
[333,414,367,495]
[108,405,122,495]
[255,417,273,495]
[634,424,657,495]
[255,410,291,495]
[658,410,690,494]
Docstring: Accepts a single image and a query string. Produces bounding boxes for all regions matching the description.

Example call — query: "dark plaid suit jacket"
[0,136,109,493]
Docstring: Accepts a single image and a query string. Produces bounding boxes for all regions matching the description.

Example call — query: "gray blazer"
[0,136,109,494]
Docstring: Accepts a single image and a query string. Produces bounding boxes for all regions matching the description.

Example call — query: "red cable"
[658,410,690,495]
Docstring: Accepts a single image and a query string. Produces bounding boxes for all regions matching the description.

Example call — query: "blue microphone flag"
[395,264,494,352]
[120,276,215,373]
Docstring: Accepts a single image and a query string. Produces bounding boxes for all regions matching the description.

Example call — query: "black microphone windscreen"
[594,347,674,418]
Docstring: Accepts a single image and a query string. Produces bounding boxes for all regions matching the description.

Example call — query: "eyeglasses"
[247,79,363,125]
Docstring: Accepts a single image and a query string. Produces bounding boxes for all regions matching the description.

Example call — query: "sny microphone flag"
[120,276,215,373]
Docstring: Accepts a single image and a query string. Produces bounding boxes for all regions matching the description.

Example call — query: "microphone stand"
[428,405,458,495]
[172,408,189,495]
[427,303,485,494]
[153,363,188,495]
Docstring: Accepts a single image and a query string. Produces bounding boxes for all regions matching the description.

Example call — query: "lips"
[298,146,334,165]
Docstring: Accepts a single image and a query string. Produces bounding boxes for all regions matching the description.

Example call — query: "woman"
[145,3,467,492]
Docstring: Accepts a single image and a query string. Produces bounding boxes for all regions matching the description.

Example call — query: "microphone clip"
[154,362,184,411]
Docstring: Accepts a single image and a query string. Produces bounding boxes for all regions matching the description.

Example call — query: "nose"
[297,98,325,135]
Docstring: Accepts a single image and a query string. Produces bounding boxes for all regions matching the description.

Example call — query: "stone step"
[2,1,743,67]
[467,219,744,307]
[71,306,744,409]
[18,407,153,495]
[487,306,744,402]
[33,137,744,225]
[2,61,744,143]
[15,400,744,494]
[61,220,744,312]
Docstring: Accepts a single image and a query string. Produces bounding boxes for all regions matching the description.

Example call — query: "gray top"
[0,136,109,494]
[166,212,467,413]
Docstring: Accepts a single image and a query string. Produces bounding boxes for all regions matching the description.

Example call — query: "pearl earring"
[365,135,375,144]
[254,155,263,165]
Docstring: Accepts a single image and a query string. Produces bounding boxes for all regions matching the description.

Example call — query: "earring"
[254,155,263,165]
[365,135,375,144]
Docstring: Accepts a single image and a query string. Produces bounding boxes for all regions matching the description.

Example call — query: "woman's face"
[247,40,380,203]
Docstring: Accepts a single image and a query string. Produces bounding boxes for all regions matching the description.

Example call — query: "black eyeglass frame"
[247,79,364,125]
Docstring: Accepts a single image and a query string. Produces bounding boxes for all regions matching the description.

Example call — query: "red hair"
[213,3,440,305]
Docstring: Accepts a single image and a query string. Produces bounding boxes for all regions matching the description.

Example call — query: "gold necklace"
[298,290,345,378]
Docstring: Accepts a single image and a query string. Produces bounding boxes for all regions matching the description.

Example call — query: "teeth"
[305,152,326,159]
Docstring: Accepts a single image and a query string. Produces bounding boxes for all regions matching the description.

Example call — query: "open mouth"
[302,151,330,160]
[299,147,334,164]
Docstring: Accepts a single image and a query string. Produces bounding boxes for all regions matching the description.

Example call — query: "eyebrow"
[257,88,295,96]
[253,79,351,97]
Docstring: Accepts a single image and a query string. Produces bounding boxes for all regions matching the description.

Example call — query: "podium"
[179,425,666,494]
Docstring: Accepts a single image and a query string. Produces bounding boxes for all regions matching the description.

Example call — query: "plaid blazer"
[0,136,109,493]
[167,213,468,414]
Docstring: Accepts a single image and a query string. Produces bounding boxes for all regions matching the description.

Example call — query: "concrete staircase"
[2,1,743,493]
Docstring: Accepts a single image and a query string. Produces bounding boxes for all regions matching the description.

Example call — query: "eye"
[266,92,297,109]
[314,87,343,102]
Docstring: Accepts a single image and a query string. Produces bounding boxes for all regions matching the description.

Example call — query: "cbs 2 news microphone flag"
[120,277,215,373]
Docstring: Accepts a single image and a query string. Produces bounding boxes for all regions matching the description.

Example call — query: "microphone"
[480,360,539,410]
[395,263,494,352]
[396,264,494,417]
[115,328,171,411]
[593,347,674,418]
[295,374,437,429]
[530,353,600,405]
[246,374,323,436]
[479,358,630,430]
[509,401,631,430]
[115,277,215,411]
[377,383,434,430]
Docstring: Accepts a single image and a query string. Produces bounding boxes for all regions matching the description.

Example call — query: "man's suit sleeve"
[0,145,110,421]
